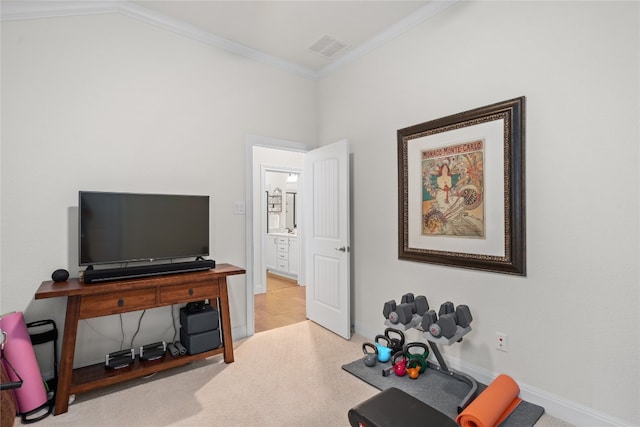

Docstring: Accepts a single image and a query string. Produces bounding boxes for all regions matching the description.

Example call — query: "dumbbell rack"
[384,319,478,413]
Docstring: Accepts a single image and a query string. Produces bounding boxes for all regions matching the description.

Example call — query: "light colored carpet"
[31,321,572,426]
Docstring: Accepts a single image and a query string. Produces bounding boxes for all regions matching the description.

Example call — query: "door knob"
[335,246,350,252]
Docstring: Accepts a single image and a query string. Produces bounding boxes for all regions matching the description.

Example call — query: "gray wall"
[1,13,316,365]
[318,1,639,425]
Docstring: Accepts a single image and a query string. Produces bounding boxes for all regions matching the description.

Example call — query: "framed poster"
[397,97,526,275]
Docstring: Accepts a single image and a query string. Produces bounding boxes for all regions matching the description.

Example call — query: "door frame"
[244,134,312,337]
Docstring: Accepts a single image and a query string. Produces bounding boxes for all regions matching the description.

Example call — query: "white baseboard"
[353,322,633,427]
[232,325,248,341]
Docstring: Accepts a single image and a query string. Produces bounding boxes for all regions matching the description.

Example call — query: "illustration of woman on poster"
[421,140,485,238]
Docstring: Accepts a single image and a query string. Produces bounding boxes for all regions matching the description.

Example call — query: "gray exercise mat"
[342,359,544,427]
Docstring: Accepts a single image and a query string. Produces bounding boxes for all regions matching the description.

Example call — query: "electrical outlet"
[496,332,508,352]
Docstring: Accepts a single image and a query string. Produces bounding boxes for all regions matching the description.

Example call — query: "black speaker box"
[83,259,215,283]
[179,328,221,355]
[180,304,219,334]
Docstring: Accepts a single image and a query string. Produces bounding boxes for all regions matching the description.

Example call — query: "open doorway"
[244,135,311,336]
[256,168,304,332]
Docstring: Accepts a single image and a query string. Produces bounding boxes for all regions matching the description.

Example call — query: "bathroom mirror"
[285,192,297,230]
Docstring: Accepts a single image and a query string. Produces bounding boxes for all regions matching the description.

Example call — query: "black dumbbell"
[382,300,396,319]
[429,313,457,339]
[414,295,429,316]
[388,303,414,325]
[401,293,415,305]
[455,305,473,328]
[438,301,455,316]
[420,309,438,331]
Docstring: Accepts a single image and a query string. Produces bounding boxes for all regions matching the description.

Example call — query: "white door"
[304,140,351,339]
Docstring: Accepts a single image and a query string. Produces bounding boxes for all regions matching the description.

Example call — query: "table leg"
[218,277,234,363]
[54,295,80,415]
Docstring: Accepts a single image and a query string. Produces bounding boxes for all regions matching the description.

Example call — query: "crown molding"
[317,0,459,78]
[1,0,459,81]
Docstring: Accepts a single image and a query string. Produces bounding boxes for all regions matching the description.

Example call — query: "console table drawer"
[159,282,218,304]
[80,289,156,318]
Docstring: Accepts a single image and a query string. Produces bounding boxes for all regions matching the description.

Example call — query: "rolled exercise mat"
[456,374,522,427]
[0,312,48,414]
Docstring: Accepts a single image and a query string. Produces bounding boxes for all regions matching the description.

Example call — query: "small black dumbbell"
[414,295,429,316]
[438,301,455,316]
[382,300,397,319]
[429,313,457,339]
[455,305,473,328]
[420,309,438,331]
[388,303,414,325]
[401,293,416,313]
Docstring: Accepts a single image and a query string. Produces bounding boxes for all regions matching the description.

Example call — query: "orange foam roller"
[456,374,522,427]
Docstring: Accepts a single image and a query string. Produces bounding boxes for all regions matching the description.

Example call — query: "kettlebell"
[362,342,378,367]
[391,351,408,377]
[384,327,405,355]
[406,358,426,379]
[374,335,392,363]
[403,342,429,373]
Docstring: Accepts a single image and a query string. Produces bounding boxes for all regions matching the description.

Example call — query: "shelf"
[70,347,224,395]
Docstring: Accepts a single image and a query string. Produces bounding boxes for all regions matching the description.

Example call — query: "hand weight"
[438,301,455,316]
[374,335,392,362]
[391,351,408,377]
[384,328,405,355]
[403,342,429,373]
[455,304,473,328]
[414,295,429,316]
[400,293,415,313]
[429,313,457,339]
[421,309,438,331]
[389,303,413,325]
[382,300,396,319]
[362,342,378,367]
[406,358,426,379]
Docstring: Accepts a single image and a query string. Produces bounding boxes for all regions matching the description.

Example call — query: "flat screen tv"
[79,191,210,267]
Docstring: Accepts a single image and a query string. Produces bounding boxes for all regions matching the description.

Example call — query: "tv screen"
[79,191,210,266]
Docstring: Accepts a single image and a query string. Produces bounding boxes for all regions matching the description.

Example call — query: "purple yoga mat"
[0,311,47,413]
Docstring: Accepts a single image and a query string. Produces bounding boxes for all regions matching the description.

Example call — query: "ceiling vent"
[306,35,348,58]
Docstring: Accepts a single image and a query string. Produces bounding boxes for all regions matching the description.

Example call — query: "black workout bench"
[348,387,458,427]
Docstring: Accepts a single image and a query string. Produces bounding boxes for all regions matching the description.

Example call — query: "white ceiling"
[132,1,430,71]
[1,0,458,78]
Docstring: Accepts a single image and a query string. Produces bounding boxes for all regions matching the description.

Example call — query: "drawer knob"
[118,298,124,307]
[188,288,194,296]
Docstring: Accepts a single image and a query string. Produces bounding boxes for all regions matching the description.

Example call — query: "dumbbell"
[382,300,396,319]
[420,309,438,331]
[388,303,414,325]
[455,304,473,328]
[429,313,458,339]
[438,301,455,316]
[401,293,415,311]
[414,295,429,316]
[422,302,459,339]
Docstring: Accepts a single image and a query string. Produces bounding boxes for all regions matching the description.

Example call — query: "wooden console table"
[35,263,245,415]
